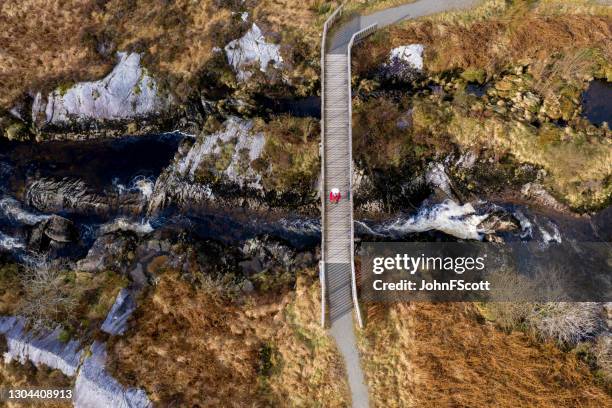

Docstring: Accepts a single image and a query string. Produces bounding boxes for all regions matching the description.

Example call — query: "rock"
[176,117,265,188]
[29,215,77,251]
[521,182,569,213]
[147,117,266,213]
[77,232,137,273]
[376,44,426,83]
[425,162,455,199]
[26,178,109,215]
[389,44,424,70]
[129,263,148,288]
[0,316,151,408]
[42,215,77,243]
[225,24,283,81]
[0,316,83,377]
[73,342,152,408]
[101,289,136,336]
[240,279,254,293]
[242,236,305,272]
[32,52,169,127]
[26,177,145,216]
[239,258,263,275]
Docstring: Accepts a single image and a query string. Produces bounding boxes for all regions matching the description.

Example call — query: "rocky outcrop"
[521,182,570,213]
[225,24,283,81]
[29,215,78,252]
[148,117,266,213]
[389,45,424,70]
[176,117,265,188]
[0,283,149,407]
[0,316,83,377]
[32,53,169,128]
[26,177,146,216]
[77,231,138,273]
[26,178,109,215]
[378,44,425,83]
[73,341,152,408]
[101,289,136,336]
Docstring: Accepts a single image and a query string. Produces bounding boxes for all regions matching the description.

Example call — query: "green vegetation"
[255,116,320,196]
[396,83,611,209]
[7,260,128,335]
[351,0,612,211]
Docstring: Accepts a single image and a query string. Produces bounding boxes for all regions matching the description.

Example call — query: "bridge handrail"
[320,3,344,327]
[347,23,378,329]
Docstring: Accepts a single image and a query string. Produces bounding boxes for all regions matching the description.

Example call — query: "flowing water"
[0,131,609,265]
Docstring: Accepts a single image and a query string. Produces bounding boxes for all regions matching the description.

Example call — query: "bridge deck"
[322,53,354,322]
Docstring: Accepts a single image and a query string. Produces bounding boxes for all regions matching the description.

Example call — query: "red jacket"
[329,191,341,202]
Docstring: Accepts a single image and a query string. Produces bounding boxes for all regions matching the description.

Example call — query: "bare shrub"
[593,335,612,381]
[485,269,604,345]
[527,302,604,346]
[17,256,76,331]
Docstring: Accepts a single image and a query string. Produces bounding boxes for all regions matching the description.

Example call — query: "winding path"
[320,1,479,407]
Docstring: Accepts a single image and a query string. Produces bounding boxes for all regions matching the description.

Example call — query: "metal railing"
[320,3,344,327]
[347,23,378,329]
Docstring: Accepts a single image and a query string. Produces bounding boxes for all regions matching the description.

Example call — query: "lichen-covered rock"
[378,44,425,83]
[74,341,152,408]
[225,24,283,81]
[178,117,265,187]
[147,117,265,213]
[0,316,83,377]
[32,52,169,127]
[389,45,424,70]
[101,289,136,336]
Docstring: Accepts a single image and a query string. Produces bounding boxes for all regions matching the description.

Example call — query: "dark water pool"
[0,133,184,192]
[256,96,321,118]
[582,79,612,126]
[466,83,490,97]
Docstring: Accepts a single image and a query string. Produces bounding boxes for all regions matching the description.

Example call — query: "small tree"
[18,255,76,331]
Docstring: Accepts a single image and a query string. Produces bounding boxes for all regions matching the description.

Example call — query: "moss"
[461,67,486,84]
[57,329,71,343]
[5,122,28,141]
[439,99,611,210]
[56,82,73,97]
[133,83,142,96]
[258,116,320,194]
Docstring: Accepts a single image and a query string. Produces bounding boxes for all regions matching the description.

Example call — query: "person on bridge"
[329,188,341,203]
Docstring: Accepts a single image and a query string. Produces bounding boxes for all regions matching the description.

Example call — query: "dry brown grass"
[93,0,233,98]
[0,0,337,110]
[255,115,321,193]
[107,270,350,407]
[0,1,110,108]
[354,0,612,84]
[0,352,72,408]
[345,0,416,14]
[358,302,611,408]
[0,1,235,108]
